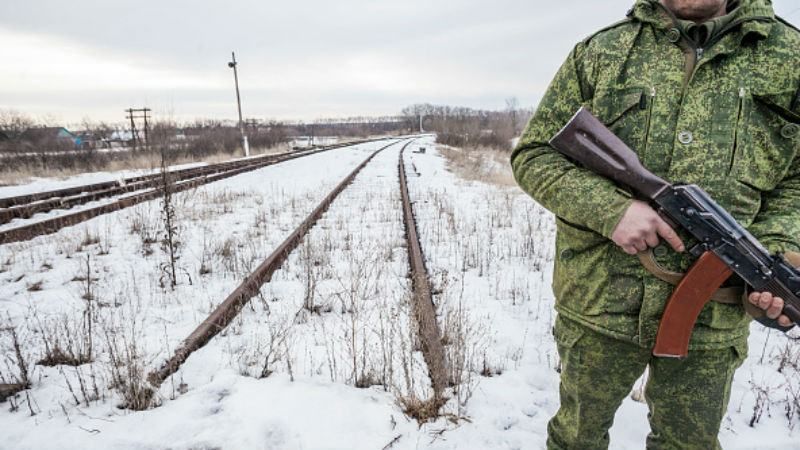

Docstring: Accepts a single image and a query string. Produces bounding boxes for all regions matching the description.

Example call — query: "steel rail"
[397,141,449,400]
[144,139,407,392]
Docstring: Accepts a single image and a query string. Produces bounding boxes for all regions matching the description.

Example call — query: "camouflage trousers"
[547,316,747,450]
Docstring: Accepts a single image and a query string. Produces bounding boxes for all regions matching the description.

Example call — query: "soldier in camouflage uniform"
[511,0,800,448]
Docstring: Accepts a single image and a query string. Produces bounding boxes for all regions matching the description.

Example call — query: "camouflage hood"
[630,0,775,31]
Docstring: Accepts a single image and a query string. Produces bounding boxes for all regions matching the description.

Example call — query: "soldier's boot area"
[547,316,747,450]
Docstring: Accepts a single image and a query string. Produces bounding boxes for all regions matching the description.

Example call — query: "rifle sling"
[637,249,742,305]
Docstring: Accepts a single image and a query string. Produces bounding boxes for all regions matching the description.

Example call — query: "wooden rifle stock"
[549,108,671,200]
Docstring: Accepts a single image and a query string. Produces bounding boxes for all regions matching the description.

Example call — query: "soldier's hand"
[611,200,685,255]
[748,291,794,327]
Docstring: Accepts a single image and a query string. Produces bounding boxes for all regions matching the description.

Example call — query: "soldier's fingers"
[655,220,685,252]
[766,297,784,320]
[748,292,762,306]
[778,315,794,328]
[644,231,660,248]
[633,239,648,253]
[757,292,774,310]
[622,244,638,255]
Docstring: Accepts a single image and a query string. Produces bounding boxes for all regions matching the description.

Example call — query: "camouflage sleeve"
[748,153,800,253]
[511,43,633,238]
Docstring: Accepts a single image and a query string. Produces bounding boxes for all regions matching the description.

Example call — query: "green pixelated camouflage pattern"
[511,0,800,350]
[548,316,746,449]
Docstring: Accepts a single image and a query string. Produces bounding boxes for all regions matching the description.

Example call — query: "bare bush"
[230,317,294,380]
[101,303,156,410]
[158,147,181,290]
[32,308,93,367]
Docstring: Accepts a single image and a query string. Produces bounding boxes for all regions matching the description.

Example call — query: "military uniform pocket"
[553,218,610,316]
[732,90,800,192]
[553,315,586,350]
[592,86,652,157]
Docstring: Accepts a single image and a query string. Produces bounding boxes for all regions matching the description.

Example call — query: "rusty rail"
[145,139,404,390]
[0,139,395,245]
[398,141,449,400]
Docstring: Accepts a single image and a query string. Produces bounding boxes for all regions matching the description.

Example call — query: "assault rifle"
[549,108,800,358]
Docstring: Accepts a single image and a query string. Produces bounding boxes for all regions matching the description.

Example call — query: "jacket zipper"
[730,86,746,174]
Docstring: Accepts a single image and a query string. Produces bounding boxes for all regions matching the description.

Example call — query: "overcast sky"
[0,0,798,125]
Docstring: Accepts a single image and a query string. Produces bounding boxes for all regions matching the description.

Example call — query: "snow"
[1,137,798,449]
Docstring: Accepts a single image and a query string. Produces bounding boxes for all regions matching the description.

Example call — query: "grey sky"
[1,0,798,124]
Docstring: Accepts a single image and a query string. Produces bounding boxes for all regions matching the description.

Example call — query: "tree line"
[401,99,533,151]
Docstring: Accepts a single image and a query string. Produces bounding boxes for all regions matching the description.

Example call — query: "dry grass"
[437,145,516,187]
[397,394,449,424]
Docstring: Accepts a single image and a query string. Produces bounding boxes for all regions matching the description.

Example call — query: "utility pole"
[227,51,250,157]
[143,108,150,149]
[127,108,138,151]
[125,107,151,151]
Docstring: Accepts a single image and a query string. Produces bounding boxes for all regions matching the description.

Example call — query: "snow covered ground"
[0,137,798,449]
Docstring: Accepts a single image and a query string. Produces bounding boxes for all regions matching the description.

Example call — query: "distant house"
[19,127,77,150]
[109,129,135,147]
[74,132,101,150]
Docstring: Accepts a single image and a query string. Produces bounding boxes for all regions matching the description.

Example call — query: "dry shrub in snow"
[32,310,93,367]
[331,245,388,388]
[100,296,157,410]
[229,314,294,380]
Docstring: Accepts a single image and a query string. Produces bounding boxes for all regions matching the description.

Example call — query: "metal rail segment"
[145,139,409,390]
[397,142,449,400]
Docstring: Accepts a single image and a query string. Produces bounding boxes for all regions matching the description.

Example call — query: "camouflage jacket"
[512,0,800,350]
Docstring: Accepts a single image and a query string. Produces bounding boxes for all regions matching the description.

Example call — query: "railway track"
[398,143,448,400]
[142,137,448,410]
[0,138,393,245]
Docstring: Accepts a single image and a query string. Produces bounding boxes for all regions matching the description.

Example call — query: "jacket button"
[678,131,694,144]
[781,123,800,139]
[653,245,669,257]
[560,249,575,260]
[667,28,681,43]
